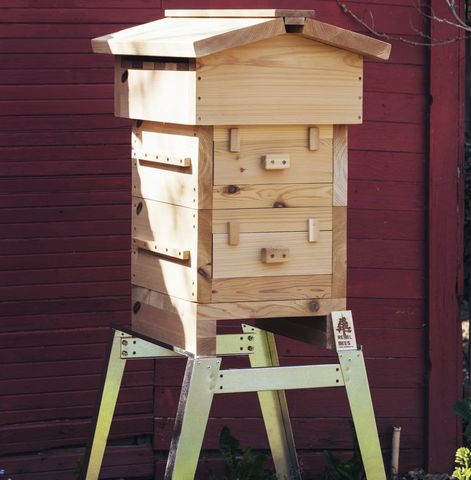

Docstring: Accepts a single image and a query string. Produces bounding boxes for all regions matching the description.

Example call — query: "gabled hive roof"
[92,9,391,60]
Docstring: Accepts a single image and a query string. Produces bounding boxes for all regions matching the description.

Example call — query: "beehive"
[92,9,391,355]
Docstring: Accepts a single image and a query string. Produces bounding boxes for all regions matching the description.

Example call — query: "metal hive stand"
[80,320,386,480]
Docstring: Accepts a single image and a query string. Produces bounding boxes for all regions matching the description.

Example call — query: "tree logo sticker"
[331,311,357,351]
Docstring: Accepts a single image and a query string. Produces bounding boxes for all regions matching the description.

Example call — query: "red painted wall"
[0,0,462,478]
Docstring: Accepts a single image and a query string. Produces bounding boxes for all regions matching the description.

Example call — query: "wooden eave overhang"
[91,10,391,61]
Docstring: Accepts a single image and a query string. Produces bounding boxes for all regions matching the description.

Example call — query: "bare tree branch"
[335,0,468,47]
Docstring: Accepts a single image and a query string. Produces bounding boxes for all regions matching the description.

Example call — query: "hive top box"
[92,9,391,126]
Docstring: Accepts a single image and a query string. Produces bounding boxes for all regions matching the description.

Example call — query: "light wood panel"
[132,122,212,209]
[332,206,347,298]
[213,231,332,278]
[117,64,196,124]
[213,183,332,209]
[333,124,348,207]
[196,297,346,320]
[92,17,285,58]
[131,198,212,302]
[211,275,332,302]
[213,125,333,185]
[132,198,197,255]
[131,297,216,354]
[298,18,391,61]
[212,207,333,233]
[132,247,195,302]
[196,34,363,125]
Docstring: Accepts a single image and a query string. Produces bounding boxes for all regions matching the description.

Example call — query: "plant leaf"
[454,399,471,424]
[219,426,240,472]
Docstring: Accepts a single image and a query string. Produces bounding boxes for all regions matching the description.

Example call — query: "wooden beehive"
[92,9,391,355]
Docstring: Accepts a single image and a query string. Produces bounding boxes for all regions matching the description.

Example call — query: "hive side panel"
[196,34,363,125]
[213,184,332,209]
[132,288,216,355]
[116,59,196,124]
[213,231,332,278]
[196,298,346,320]
[131,287,217,355]
[211,275,332,302]
[212,207,333,233]
[131,199,201,302]
[213,125,333,185]
[132,122,211,209]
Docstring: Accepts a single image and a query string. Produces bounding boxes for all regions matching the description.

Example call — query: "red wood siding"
[0,0,462,478]
[427,0,465,472]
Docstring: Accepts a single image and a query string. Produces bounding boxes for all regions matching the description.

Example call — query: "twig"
[335,0,467,46]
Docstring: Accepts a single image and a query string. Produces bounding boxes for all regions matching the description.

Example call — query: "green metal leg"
[338,350,386,480]
[164,357,221,480]
[81,328,128,480]
[242,325,300,480]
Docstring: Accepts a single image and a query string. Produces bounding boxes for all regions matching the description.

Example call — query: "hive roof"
[92,9,391,60]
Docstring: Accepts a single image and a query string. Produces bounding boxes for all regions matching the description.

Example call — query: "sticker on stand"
[331,311,358,351]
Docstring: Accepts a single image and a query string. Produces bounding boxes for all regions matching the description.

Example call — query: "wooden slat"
[153,416,422,450]
[213,207,332,234]
[0,296,131,319]
[211,275,332,302]
[297,18,391,60]
[0,281,129,302]
[349,180,425,211]
[1,445,154,479]
[348,209,426,241]
[0,415,153,455]
[132,237,190,260]
[196,298,346,321]
[348,268,426,299]
[213,125,333,185]
[1,371,152,396]
[213,183,332,209]
[349,239,426,270]
[196,35,363,125]
[333,125,348,207]
[213,231,332,278]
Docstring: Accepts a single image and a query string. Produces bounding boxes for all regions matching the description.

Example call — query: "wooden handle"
[133,237,190,260]
[308,218,319,242]
[261,247,290,263]
[133,149,191,167]
[261,154,290,170]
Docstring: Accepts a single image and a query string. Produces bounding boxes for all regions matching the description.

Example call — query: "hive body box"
[92,10,391,355]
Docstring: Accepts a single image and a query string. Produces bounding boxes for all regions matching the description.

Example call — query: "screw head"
[122,350,128,357]
[122,340,128,346]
